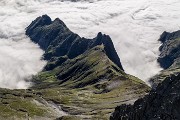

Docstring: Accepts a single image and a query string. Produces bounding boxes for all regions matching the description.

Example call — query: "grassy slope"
[33,45,149,119]
[0,46,149,120]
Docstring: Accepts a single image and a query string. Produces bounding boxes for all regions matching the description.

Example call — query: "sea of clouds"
[0,0,180,88]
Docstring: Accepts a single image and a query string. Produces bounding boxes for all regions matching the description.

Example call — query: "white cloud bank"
[0,0,180,88]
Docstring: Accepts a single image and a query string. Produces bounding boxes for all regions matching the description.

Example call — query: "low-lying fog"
[0,0,180,88]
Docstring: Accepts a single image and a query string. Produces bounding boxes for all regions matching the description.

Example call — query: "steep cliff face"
[110,30,180,120]
[158,30,180,69]
[150,30,180,87]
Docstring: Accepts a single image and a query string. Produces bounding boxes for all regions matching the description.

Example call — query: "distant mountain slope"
[110,30,180,120]
[150,30,180,87]
[158,30,180,69]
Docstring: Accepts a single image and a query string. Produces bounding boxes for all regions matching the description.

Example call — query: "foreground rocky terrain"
[110,30,180,120]
[0,15,149,120]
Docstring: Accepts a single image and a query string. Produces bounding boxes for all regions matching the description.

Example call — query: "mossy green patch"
[0,89,51,119]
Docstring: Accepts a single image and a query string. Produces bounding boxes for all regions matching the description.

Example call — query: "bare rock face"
[158,30,180,69]
[110,73,180,120]
[26,15,124,71]
[150,30,180,87]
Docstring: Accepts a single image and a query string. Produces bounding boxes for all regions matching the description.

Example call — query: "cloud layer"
[0,0,47,89]
[0,0,180,88]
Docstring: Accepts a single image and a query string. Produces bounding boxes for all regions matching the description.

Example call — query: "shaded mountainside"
[0,15,149,120]
[150,30,180,87]
[158,30,180,69]
[110,30,180,120]
[110,73,180,120]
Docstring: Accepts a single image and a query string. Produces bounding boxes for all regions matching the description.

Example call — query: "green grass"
[0,89,49,119]
[0,46,150,119]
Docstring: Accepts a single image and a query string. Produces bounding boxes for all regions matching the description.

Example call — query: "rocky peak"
[26,14,52,35]
[96,32,103,40]
[89,32,123,70]
[52,18,67,27]
[159,30,180,43]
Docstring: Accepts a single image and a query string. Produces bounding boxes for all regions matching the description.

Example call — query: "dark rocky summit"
[110,30,180,120]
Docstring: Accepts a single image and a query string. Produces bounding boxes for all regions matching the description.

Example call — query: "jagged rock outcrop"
[158,30,180,69]
[26,15,123,71]
[150,30,180,87]
[110,73,180,120]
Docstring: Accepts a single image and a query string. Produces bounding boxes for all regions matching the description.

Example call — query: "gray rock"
[158,30,180,69]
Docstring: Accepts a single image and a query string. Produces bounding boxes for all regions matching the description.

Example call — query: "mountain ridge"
[26,14,124,71]
[0,15,149,120]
